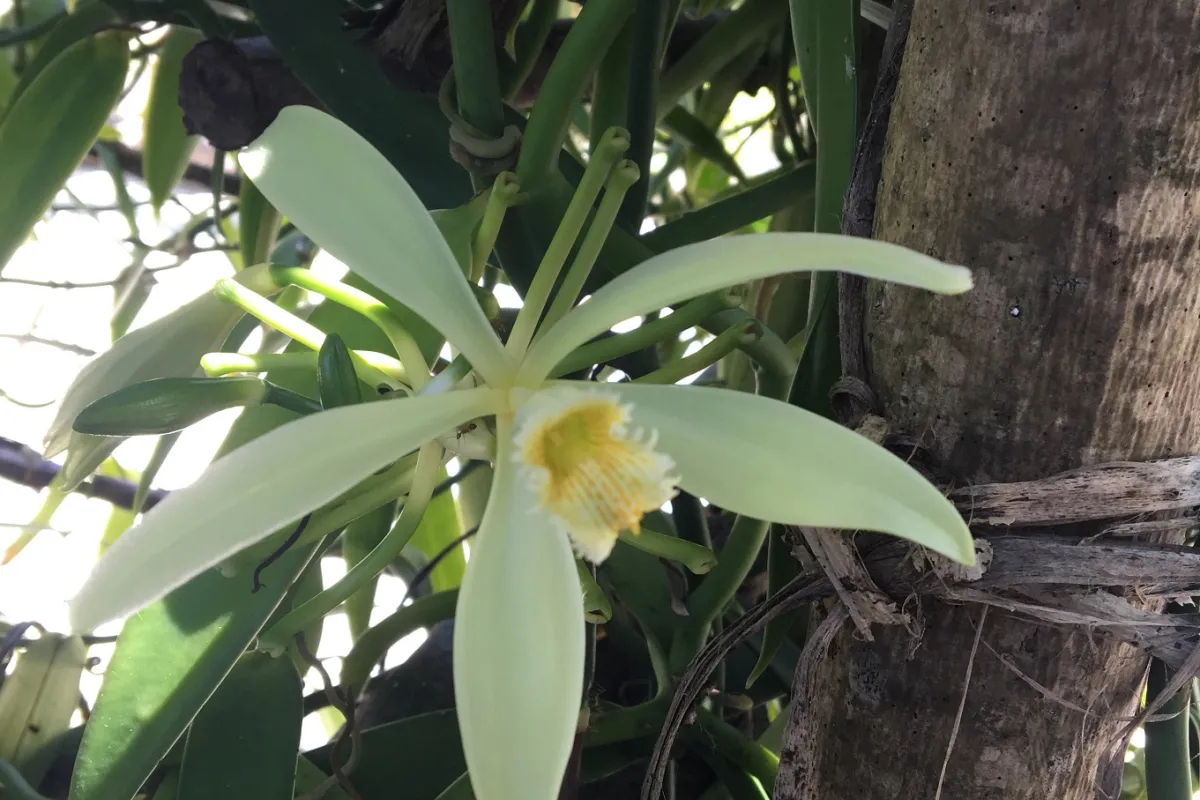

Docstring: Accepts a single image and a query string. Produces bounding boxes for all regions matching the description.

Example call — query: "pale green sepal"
[520,233,973,383]
[68,387,501,633]
[238,107,512,386]
[453,440,584,800]
[610,383,976,565]
[45,264,279,458]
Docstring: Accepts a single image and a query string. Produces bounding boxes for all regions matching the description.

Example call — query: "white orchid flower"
[67,107,975,800]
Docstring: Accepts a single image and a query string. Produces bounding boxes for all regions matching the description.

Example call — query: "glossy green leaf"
[177,652,302,800]
[341,501,398,641]
[317,334,362,410]
[238,172,281,268]
[73,376,269,436]
[408,470,466,594]
[2,1,118,115]
[143,27,203,212]
[0,32,129,273]
[66,291,419,800]
[520,233,973,383]
[613,382,976,564]
[0,634,86,786]
[306,710,465,800]
[240,107,512,386]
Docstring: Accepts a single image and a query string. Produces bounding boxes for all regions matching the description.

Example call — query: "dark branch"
[0,436,167,510]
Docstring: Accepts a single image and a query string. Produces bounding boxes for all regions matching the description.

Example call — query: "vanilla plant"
[67,107,975,800]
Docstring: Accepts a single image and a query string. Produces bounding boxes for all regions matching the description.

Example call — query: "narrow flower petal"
[239,107,512,385]
[512,386,677,562]
[68,388,501,632]
[520,233,973,382]
[454,442,584,800]
[609,383,976,565]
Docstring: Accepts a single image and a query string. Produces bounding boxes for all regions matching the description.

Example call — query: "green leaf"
[0,634,86,787]
[2,1,118,116]
[73,376,269,436]
[143,27,203,213]
[408,470,466,593]
[66,286,414,800]
[177,653,302,800]
[306,710,465,800]
[238,172,281,268]
[661,106,745,181]
[0,32,129,273]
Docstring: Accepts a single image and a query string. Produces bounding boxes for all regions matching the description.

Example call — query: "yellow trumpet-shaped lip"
[512,386,678,562]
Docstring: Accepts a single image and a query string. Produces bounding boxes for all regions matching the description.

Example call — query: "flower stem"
[634,319,761,385]
[340,588,460,690]
[212,279,404,390]
[549,292,736,377]
[257,442,445,656]
[507,127,630,359]
[514,0,636,185]
[471,173,521,283]
[537,160,640,335]
[618,527,715,574]
[269,266,429,388]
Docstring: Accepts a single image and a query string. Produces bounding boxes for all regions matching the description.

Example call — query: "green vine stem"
[634,319,761,386]
[504,0,559,102]
[538,160,641,333]
[549,292,736,377]
[589,20,632,149]
[445,0,505,138]
[340,589,460,690]
[257,442,446,655]
[507,128,630,357]
[212,278,404,390]
[617,527,715,574]
[514,0,636,185]
[620,0,672,226]
[268,266,430,388]
[656,0,789,119]
[687,709,780,792]
[584,697,670,747]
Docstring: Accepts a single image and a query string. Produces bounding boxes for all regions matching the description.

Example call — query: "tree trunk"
[776,1,1200,798]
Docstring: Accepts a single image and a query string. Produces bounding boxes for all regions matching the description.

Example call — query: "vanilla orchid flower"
[67,107,975,800]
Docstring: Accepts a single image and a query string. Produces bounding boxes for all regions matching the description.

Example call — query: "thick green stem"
[620,0,672,226]
[618,527,715,574]
[550,292,734,377]
[538,160,641,334]
[505,0,560,102]
[445,0,505,138]
[339,589,460,690]
[507,129,629,357]
[212,278,403,390]
[583,697,670,747]
[1144,659,1195,800]
[589,20,632,150]
[687,709,780,792]
[656,0,789,119]
[634,319,760,385]
[269,266,429,388]
[701,308,795,399]
[258,443,445,655]
[514,0,636,185]
[470,173,521,283]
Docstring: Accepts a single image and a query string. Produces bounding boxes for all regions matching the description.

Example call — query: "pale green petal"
[610,383,975,565]
[520,233,973,382]
[239,107,512,386]
[454,443,584,800]
[68,388,501,632]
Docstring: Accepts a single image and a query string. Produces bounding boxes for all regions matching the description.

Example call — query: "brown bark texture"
[776,1,1200,799]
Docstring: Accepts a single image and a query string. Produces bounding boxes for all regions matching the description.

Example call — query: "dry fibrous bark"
[775,1,1200,798]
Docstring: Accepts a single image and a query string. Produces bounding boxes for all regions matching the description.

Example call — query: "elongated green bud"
[316,334,362,409]
[73,377,270,436]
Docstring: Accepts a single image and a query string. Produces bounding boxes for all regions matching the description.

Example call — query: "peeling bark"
[777,1,1200,798]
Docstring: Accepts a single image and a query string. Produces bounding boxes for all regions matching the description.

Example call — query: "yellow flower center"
[513,387,677,563]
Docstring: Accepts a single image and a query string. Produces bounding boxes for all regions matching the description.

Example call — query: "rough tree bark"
[776,2,1200,799]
